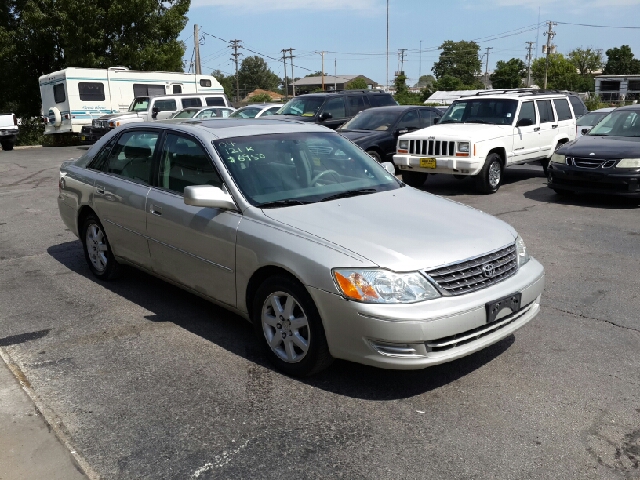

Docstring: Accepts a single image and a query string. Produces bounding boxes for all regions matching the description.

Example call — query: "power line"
[554,21,640,29]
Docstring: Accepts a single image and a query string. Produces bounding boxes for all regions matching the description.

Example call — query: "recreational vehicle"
[39,67,225,135]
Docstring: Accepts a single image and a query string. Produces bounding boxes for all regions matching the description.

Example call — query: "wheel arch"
[487,147,506,167]
[245,265,308,322]
[77,205,97,235]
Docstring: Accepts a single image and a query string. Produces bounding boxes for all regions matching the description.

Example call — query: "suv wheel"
[475,153,503,194]
[402,171,428,188]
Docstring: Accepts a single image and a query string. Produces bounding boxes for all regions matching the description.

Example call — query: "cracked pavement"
[1,147,639,479]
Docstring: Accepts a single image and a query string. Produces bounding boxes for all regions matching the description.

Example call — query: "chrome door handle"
[150,204,162,216]
[96,185,105,195]
[533,127,540,132]
[552,124,558,129]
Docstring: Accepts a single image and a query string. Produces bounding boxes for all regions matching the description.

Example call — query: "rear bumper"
[548,164,640,196]
[394,154,483,175]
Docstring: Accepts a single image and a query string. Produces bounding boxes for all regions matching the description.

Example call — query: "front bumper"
[80,126,110,144]
[394,154,483,175]
[0,129,18,142]
[310,258,544,369]
[548,163,640,196]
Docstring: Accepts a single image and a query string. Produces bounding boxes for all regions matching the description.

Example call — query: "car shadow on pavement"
[524,186,640,209]
[48,240,516,400]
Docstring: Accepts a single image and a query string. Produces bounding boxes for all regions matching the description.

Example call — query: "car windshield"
[588,110,640,137]
[230,107,262,118]
[212,132,401,207]
[173,110,198,119]
[438,99,518,125]
[129,97,149,112]
[339,110,399,131]
[576,111,609,126]
[277,97,324,117]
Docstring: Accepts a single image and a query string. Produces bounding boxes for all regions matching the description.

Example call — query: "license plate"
[485,293,522,323]
[419,157,436,169]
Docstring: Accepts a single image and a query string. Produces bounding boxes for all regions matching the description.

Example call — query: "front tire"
[402,170,429,188]
[253,276,333,377]
[475,153,503,194]
[366,150,381,163]
[81,214,120,280]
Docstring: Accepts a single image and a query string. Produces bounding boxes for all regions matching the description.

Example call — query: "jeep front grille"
[408,139,456,157]
[425,244,517,296]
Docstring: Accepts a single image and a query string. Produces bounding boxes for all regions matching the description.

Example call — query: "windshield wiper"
[320,188,378,202]
[258,199,310,209]
[467,120,490,124]
[437,120,456,124]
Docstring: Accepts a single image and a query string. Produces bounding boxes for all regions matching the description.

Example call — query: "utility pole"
[194,24,202,75]
[484,47,493,89]
[281,49,289,100]
[285,48,296,97]
[334,58,337,91]
[386,0,389,92]
[319,51,326,91]
[398,48,407,74]
[419,40,422,81]
[543,21,557,89]
[525,41,535,87]
[229,39,243,102]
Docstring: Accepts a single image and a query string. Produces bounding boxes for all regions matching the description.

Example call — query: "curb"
[13,145,43,150]
[0,347,100,480]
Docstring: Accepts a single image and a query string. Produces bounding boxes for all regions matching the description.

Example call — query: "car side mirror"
[581,128,590,135]
[381,162,396,175]
[184,185,237,210]
[319,112,333,121]
[516,118,533,127]
[433,117,440,124]
[396,128,409,136]
[151,106,159,119]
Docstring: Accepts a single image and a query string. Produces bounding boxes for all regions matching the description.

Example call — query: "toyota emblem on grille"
[482,263,496,278]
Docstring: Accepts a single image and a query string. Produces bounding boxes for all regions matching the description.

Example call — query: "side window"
[103,131,159,184]
[197,109,214,119]
[347,96,366,116]
[172,84,182,94]
[158,134,222,194]
[536,100,555,123]
[78,82,105,101]
[266,107,280,114]
[419,110,435,127]
[133,84,165,97]
[368,94,396,107]
[568,96,586,117]
[517,101,537,124]
[200,79,212,87]
[553,98,572,121]
[322,97,346,119]
[87,136,118,171]
[206,96,225,106]
[53,83,66,104]
[397,110,421,130]
[182,97,203,108]
[154,99,177,112]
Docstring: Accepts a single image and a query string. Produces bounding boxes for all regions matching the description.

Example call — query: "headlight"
[550,153,565,164]
[515,235,530,268]
[616,158,640,169]
[457,142,470,153]
[332,269,440,304]
[398,140,409,150]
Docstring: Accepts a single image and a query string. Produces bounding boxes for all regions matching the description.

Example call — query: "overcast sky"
[180,0,640,87]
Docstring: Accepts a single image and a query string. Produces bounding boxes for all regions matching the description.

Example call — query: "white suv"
[393,91,577,193]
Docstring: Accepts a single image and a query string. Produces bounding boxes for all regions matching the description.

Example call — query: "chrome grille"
[426,244,517,296]
[567,157,617,169]
[408,139,456,156]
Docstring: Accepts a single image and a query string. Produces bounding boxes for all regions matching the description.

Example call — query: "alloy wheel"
[488,161,501,188]
[261,291,310,363]
[85,223,108,272]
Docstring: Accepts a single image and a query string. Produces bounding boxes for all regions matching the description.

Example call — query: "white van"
[39,67,226,135]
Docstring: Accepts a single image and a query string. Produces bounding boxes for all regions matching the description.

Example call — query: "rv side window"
[181,97,203,108]
[78,82,105,101]
[200,79,212,87]
[133,84,166,97]
[154,99,177,112]
[172,84,182,94]
[206,97,225,106]
[53,84,66,104]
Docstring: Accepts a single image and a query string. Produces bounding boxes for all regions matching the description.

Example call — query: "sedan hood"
[560,135,640,158]
[262,188,517,271]
[401,123,511,142]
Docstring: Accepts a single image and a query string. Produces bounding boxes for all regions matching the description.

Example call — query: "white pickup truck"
[0,113,19,151]
[393,91,578,193]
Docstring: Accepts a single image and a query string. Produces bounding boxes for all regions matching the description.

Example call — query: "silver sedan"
[57,120,544,376]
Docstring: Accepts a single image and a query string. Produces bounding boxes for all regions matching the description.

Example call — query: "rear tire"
[541,158,550,176]
[1,141,14,151]
[366,150,382,163]
[81,214,120,280]
[402,171,429,188]
[252,275,333,377]
[475,153,503,194]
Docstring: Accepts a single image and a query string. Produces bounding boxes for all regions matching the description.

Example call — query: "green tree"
[531,54,582,90]
[0,0,190,117]
[393,73,422,105]
[490,58,526,89]
[603,45,640,74]
[432,40,482,87]
[305,71,323,77]
[568,47,603,75]
[414,74,435,89]
[248,92,274,103]
[345,77,368,90]
[237,56,280,94]
[212,69,235,99]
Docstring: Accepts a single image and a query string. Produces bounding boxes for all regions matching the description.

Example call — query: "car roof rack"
[473,89,575,97]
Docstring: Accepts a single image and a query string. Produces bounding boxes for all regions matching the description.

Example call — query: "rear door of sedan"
[145,131,241,307]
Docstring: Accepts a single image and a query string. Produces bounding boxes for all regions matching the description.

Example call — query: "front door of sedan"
[146,132,241,307]
[90,129,160,266]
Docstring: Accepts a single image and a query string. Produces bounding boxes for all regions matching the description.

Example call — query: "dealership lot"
[1,147,639,479]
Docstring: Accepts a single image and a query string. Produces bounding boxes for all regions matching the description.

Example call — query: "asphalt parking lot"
[1,146,639,480]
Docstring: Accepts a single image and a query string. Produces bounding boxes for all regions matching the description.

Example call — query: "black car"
[274,90,397,129]
[337,106,443,163]
[547,104,640,197]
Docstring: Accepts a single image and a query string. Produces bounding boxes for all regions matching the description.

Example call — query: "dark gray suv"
[274,90,398,129]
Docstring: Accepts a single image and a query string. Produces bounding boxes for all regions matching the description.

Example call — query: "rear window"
[182,97,203,108]
[206,96,225,106]
[53,83,66,104]
[553,98,572,121]
[78,82,105,102]
[568,95,587,117]
[154,99,177,112]
[368,94,397,107]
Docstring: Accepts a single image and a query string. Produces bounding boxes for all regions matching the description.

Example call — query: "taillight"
[13,114,17,126]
